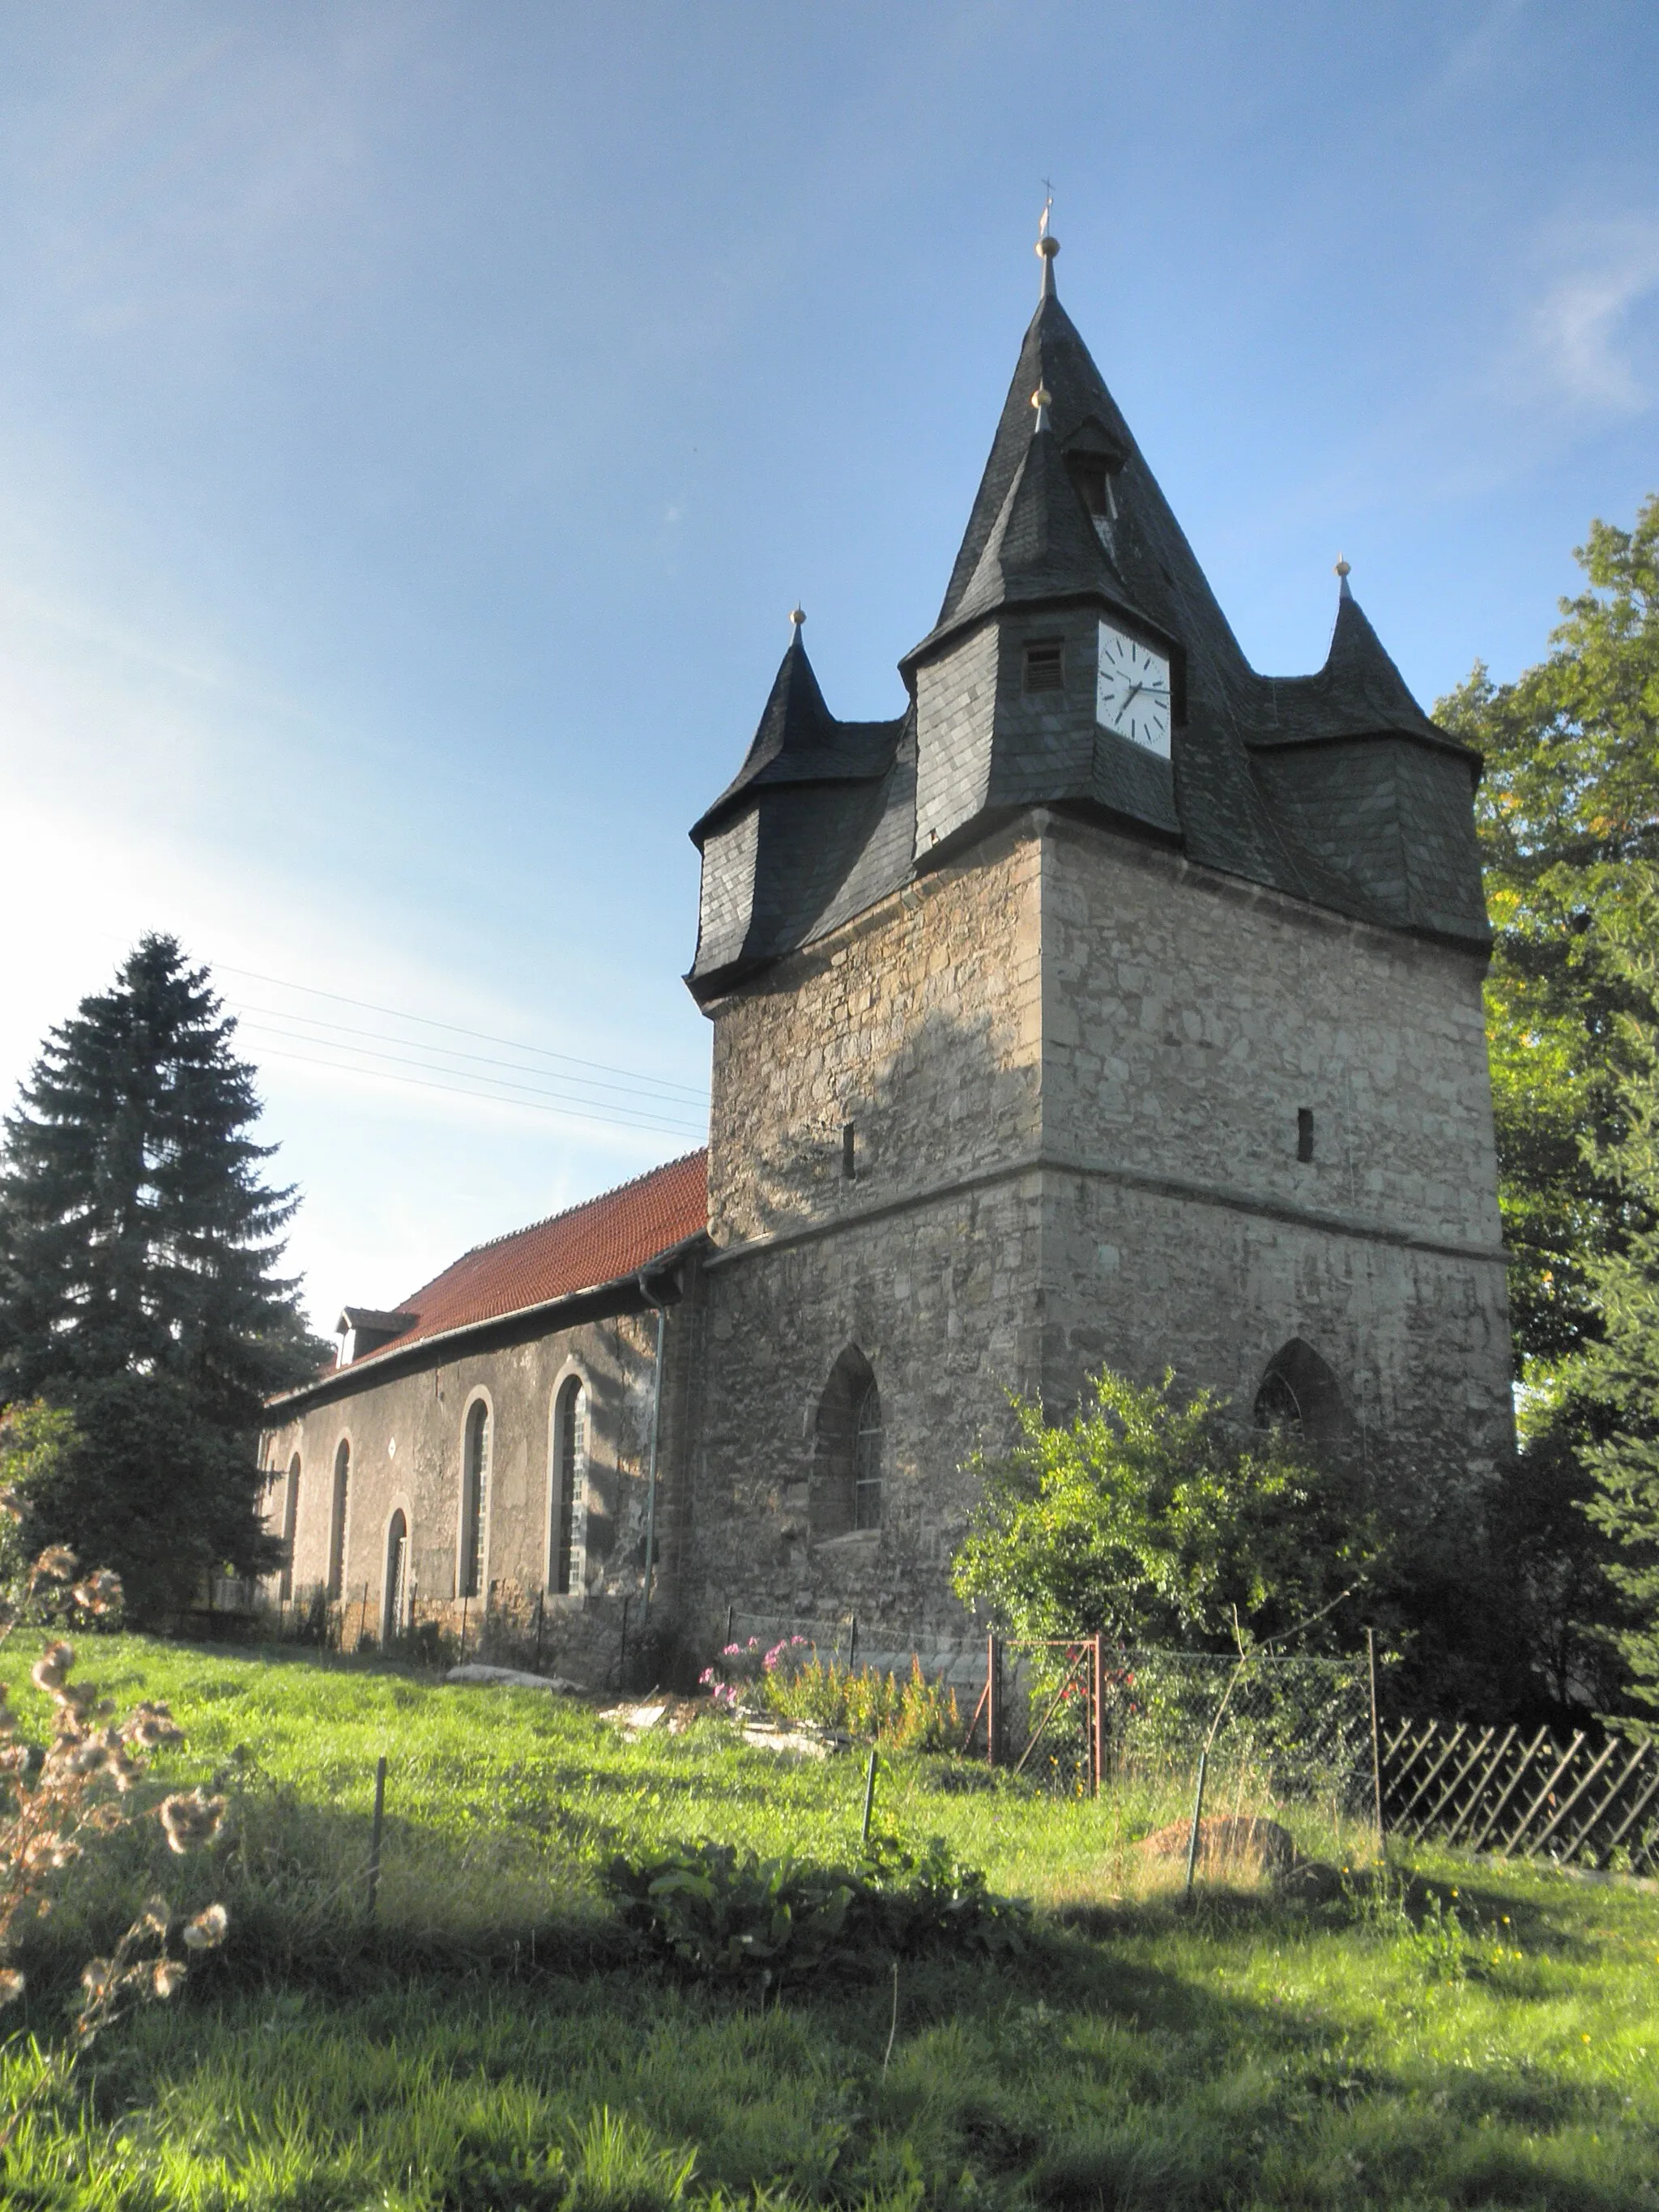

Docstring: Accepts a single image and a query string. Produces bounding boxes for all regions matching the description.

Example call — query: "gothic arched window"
[382,1510,410,1643]
[550,1375,586,1596]
[812,1346,882,1539]
[459,1400,490,1598]
[1253,1338,1346,1447]
[327,1439,350,1599]
[280,1452,301,1601]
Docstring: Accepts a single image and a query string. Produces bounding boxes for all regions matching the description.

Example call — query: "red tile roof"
[297,1150,708,1392]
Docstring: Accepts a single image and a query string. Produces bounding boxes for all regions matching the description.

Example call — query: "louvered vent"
[1023,641,1064,693]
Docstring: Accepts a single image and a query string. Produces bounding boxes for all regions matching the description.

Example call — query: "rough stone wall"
[686,805,1512,1652]
[258,1298,693,1684]
[1039,818,1503,1251]
[686,1173,1042,1647]
[705,828,1043,1247]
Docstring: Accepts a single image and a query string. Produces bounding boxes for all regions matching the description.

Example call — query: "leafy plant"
[606,1834,1025,1992]
[953,1364,1372,1650]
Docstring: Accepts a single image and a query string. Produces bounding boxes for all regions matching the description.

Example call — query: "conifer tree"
[0,936,321,1617]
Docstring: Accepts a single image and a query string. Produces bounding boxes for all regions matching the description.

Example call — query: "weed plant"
[0,1634,1656,2210]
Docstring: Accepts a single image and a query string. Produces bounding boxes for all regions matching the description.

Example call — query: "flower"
[32,1642,74,1694]
[181,1903,228,1951]
[0,1969,23,2007]
[32,1545,79,1583]
[71,1569,123,1616]
[158,1791,226,1855]
[121,1701,185,1751]
[80,1959,114,2002]
[151,1958,186,1997]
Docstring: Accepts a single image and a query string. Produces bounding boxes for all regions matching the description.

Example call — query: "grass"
[3,1633,1658,2210]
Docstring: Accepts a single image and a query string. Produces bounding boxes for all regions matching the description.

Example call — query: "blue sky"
[1,2,1655,1332]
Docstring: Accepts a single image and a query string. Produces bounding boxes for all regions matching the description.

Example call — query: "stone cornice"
[703,1151,1508,1272]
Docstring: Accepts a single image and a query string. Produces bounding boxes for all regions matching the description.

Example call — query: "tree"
[950,1366,1375,1652]
[1576,879,1659,1720]
[1438,493,1659,1387]
[0,936,322,1617]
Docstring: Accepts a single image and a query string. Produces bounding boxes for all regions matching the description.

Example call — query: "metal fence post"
[986,1633,1000,1771]
[365,1754,387,1924]
[1091,1634,1107,1798]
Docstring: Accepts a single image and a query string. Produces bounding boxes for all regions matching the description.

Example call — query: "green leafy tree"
[1439,493,1659,1385]
[1576,880,1659,1718]
[0,936,322,1618]
[951,1366,1374,1652]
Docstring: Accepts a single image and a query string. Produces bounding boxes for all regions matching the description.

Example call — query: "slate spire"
[1318,566,1448,746]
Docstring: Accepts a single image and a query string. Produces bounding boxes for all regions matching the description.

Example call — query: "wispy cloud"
[1522,214,1659,414]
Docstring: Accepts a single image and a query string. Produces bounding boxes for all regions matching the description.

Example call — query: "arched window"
[280,1453,301,1601]
[812,1346,882,1539]
[459,1400,490,1598]
[327,1439,350,1599]
[549,1376,586,1595]
[1253,1338,1346,1447]
[382,1510,409,1644]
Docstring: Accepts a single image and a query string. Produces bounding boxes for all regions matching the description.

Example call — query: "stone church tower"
[680,226,1512,1645]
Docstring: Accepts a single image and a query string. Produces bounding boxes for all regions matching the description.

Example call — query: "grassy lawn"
[2,1635,1657,2210]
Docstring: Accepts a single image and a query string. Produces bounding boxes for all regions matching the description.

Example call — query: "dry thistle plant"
[0,1532,228,2147]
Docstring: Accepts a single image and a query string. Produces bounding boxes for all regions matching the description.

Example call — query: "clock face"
[1096,623,1171,757]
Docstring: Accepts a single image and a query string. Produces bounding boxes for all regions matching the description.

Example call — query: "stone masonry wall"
[258,1298,693,1686]
[705,827,1043,1247]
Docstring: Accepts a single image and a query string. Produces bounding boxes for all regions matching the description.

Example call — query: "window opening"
[1297,1107,1315,1162]
[327,1440,350,1599]
[382,1510,409,1644]
[842,1122,856,1180]
[280,1453,300,1601]
[460,1400,489,1598]
[551,1377,586,1596]
[1023,641,1064,693]
[854,1383,883,1531]
[812,1347,882,1539]
[1253,1339,1345,1447]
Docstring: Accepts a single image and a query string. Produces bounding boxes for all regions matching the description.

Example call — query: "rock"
[1138,1814,1299,1877]
[445,1663,586,1694]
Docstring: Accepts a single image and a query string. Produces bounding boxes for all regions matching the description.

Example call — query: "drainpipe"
[638,1273,667,1626]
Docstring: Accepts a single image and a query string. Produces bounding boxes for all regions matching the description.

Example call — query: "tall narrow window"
[550,1376,586,1595]
[460,1400,489,1598]
[854,1382,883,1531]
[327,1440,350,1599]
[812,1346,882,1539]
[382,1510,409,1644]
[280,1452,301,1600]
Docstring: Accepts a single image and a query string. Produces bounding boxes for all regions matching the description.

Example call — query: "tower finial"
[1035,181,1059,297]
[1334,555,1351,601]
[789,605,805,630]
[1031,383,1053,434]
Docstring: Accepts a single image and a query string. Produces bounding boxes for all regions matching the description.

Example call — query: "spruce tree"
[0,936,322,1617]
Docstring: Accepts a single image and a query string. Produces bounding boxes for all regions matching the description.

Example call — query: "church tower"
[680,223,1512,1649]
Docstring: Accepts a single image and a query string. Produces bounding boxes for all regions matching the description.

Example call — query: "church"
[258,224,1513,1681]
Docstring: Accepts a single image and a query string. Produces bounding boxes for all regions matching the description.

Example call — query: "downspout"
[638,1273,667,1625]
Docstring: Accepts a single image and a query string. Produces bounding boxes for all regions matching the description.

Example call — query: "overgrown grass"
[4,1634,1658,2210]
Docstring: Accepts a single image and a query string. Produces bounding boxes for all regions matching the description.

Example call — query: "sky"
[0,1,1655,1336]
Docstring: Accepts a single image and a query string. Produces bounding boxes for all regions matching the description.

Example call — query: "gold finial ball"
[1036,234,1060,258]
[1031,385,1053,411]
[789,606,806,627]
[1334,556,1351,579]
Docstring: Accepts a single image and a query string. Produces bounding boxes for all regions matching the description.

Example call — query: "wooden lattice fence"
[1381,1715,1659,1876]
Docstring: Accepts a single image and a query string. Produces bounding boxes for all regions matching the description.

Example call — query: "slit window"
[842,1122,856,1180]
[1297,1108,1315,1163]
[1023,641,1064,693]
[459,1400,489,1598]
[551,1376,586,1596]
[327,1440,350,1599]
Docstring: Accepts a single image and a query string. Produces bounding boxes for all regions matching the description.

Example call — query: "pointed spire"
[1036,187,1059,300]
[1320,574,1444,744]
[1334,555,1352,603]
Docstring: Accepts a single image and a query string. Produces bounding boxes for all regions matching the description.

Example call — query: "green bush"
[606,1834,1025,1992]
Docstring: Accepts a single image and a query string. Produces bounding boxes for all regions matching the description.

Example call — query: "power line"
[213,960,709,1102]
[252,1042,706,1141]
[240,1020,706,1134]
[232,1002,704,1115]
